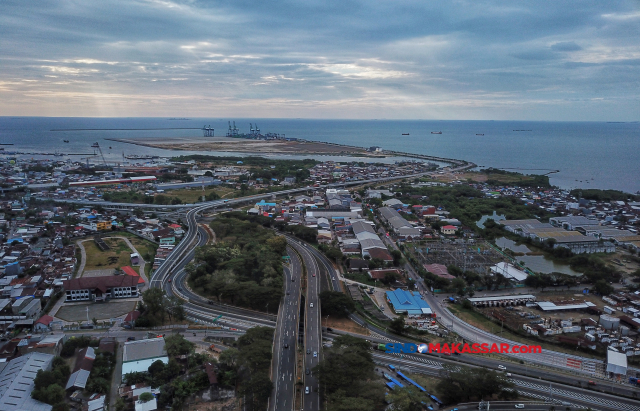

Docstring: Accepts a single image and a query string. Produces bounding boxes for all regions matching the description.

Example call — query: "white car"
[498,365,506,371]
[310,303,314,308]
[305,386,310,395]
[313,351,317,357]
[514,405,524,409]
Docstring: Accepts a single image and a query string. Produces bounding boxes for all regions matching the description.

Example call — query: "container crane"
[91,142,108,166]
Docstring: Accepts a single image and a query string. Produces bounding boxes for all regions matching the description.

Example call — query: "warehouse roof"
[0,352,53,411]
[123,338,166,362]
[467,294,535,303]
[386,289,432,315]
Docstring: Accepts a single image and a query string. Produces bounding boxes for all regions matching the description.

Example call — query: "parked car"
[127,337,135,341]
[305,387,310,395]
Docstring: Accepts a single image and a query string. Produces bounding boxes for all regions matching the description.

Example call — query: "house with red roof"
[121,266,145,287]
[34,314,54,332]
[441,225,458,235]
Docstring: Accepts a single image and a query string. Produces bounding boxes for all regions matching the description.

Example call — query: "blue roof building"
[386,289,432,315]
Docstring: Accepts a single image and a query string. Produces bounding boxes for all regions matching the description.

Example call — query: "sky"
[1,0,639,120]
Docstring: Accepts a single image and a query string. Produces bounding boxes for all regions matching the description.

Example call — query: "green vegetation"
[395,184,555,231]
[481,168,551,188]
[188,214,285,312]
[570,188,639,202]
[276,222,318,243]
[32,356,70,409]
[387,387,433,411]
[138,288,185,326]
[217,327,274,411]
[436,366,516,404]
[319,291,356,318]
[61,335,98,357]
[86,346,116,395]
[314,335,384,410]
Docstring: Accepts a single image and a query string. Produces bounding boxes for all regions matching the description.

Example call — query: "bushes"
[61,336,97,357]
[32,356,69,407]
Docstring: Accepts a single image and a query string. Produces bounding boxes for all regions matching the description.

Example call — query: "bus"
[397,371,427,392]
[388,364,396,371]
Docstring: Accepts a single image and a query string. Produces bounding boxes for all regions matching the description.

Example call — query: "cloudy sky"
[1,0,639,119]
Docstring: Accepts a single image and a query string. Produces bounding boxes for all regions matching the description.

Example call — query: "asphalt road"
[269,248,302,411]
[287,239,322,411]
[371,351,640,411]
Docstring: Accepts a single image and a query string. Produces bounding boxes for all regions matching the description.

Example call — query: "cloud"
[551,41,583,52]
[0,0,638,120]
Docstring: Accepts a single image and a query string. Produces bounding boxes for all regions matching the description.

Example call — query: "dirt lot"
[55,300,137,321]
[325,317,370,336]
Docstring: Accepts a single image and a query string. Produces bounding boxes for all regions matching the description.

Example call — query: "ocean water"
[0,117,638,193]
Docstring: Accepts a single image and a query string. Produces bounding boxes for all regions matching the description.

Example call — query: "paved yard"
[55,300,138,322]
[82,269,117,278]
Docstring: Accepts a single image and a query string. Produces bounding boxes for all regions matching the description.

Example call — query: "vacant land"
[55,300,137,321]
[82,238,139,274]
[325,316,370,336]
[448,304,601,359]
[161,186,236,203]
[108,136,381,156]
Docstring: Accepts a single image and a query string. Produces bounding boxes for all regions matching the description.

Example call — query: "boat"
[402,133,410,135]
[63,140,69,143]
[476,134,484,136]
[431,131,442,134]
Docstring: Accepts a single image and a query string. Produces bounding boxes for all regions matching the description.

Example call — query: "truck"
[377,343,387,351]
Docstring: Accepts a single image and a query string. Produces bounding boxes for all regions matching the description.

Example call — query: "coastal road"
[269,247,302,411]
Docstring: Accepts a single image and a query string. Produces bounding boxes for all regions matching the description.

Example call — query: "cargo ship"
[431,131,442,134]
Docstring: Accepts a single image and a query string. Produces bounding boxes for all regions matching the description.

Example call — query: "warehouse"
[467,294,536,307]
[386,289,432,316]
[122,337,168,378]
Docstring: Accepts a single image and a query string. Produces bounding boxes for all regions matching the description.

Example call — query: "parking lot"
[54,300,138,322]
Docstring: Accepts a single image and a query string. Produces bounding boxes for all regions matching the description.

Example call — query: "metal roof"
[467,295,535,302]
[66,369,90,390]
[123,338,166,362]
[0,352,54,411]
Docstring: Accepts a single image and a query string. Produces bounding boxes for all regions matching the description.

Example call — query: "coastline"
[105,136,472,168]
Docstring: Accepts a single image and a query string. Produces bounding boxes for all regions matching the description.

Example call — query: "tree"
[138,392,154,403]
[32,383,65,405]
[319,291,355,318]
[387,386,430,411]
[389,316,406,335]
[141,288,166,322]
[165,334,195,357]
[593,279,614,296]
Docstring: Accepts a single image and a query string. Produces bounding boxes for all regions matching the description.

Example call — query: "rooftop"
[0,352,54,411]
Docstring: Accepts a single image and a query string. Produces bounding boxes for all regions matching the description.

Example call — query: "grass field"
[108,232,159,277]
[82,238,139,274]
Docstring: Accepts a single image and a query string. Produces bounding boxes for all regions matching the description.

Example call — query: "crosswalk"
[514,380,640,411]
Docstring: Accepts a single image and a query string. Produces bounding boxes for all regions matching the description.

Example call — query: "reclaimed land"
[106,136,383,156]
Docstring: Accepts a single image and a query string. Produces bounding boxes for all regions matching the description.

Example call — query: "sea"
[0,117,638,193]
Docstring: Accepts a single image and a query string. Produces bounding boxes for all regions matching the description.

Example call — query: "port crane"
[91,142,108,166]
[79,153,98,169]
